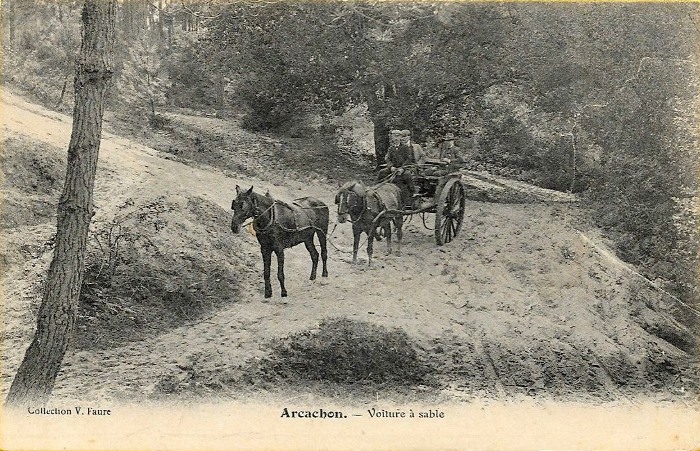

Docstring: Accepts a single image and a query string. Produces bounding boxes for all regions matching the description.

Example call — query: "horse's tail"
[314,203,330,260]
[319,203,330,234]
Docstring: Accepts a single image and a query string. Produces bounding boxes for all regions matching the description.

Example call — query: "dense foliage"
[2,1,698,305]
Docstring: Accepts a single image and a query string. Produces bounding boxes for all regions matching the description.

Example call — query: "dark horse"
[335,180,407,266]
[231,186,329,298]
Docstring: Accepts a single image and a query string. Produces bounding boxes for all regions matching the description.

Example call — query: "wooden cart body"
[396,159,466,245]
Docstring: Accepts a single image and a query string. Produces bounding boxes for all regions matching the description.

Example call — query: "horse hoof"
[310,275,316,281]
[281,292,288,297]
[322,272,328,277]
[264,293,272,299]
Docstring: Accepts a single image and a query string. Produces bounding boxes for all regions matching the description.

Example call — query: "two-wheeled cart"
[393,160,466,245]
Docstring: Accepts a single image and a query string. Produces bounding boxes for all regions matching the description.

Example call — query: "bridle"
[234,197,276,232]
[337,187,387,226]
[337,189,367,225]
[250,201,276,232]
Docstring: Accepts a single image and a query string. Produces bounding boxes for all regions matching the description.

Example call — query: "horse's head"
[335,181,366,223]
[230,185,258,233]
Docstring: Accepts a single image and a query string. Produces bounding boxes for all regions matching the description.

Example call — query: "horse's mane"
[251,190,271,201]
[253,189,297,212]
[338,180,366,197]
[239,189,275,212]
[249,189,317,212]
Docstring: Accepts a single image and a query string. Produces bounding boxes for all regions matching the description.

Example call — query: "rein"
[373,168,399,188]
[251,201,277,233]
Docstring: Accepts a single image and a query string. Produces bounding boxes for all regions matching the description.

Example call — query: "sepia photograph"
[1,1,699,449]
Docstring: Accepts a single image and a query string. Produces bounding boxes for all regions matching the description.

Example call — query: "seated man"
[380,130,427,208]
[385,129,425,168]
[437,132,464,164]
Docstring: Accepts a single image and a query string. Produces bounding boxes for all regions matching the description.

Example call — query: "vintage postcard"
[1,1,699,449]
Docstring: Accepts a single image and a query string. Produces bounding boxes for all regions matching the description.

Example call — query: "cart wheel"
[435,178,465,245]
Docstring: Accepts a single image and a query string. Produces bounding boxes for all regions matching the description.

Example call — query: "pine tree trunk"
[122,1,130,34]
[9,0,16,49]
[167,14,173,44]
[367,82,395,169]
[218,72,225,112]
[373,118,390,169]
[569,125,578,193]
[55,78,69,109]
[5,0,116,408]
[158,0,164,41]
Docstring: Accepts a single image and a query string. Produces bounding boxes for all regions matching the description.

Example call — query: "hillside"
[1,88,698,405]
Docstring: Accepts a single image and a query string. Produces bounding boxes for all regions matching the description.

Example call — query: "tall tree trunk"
[55,78,69,109]
[158,0,164,41]
[167,13,173,44]
[217,72,225,112]
[122,0,130,34]
[367,81,397,169]
[128,1,135,34]
[5,0,116,408]
[568,122,578,193]
[372,117,390,169]
[9,0,16,49]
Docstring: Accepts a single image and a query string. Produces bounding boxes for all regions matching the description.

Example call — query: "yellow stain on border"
[308,0,700,3]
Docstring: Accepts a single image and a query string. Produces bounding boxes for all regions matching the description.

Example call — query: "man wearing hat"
[381,129,425,208]
[385,129,425,168]
[438,132,464,164]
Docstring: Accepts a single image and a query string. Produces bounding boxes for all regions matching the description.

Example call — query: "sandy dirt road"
[1,88,697,405]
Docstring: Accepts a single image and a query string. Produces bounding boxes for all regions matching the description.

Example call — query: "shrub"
[259,318,434,386]
[75,196,240,350]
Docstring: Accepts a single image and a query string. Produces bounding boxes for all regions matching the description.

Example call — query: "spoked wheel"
[434,178,466,245]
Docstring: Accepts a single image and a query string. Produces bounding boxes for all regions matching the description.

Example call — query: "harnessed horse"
[335,180,405,266]
[231,186,329,298]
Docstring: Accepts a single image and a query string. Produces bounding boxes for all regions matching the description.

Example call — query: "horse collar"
[366,191,384,215]
[254,201,276,232]
[348,192,368,224]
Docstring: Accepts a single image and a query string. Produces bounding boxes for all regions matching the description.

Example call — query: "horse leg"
[318,230,328,277]
[385,220,393,256]
[352,224,361,265]
[261,245,273,298]
[304,237,319,281]
[367,229,374,267]
[274,249,287,297]
[395,216,403,256]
